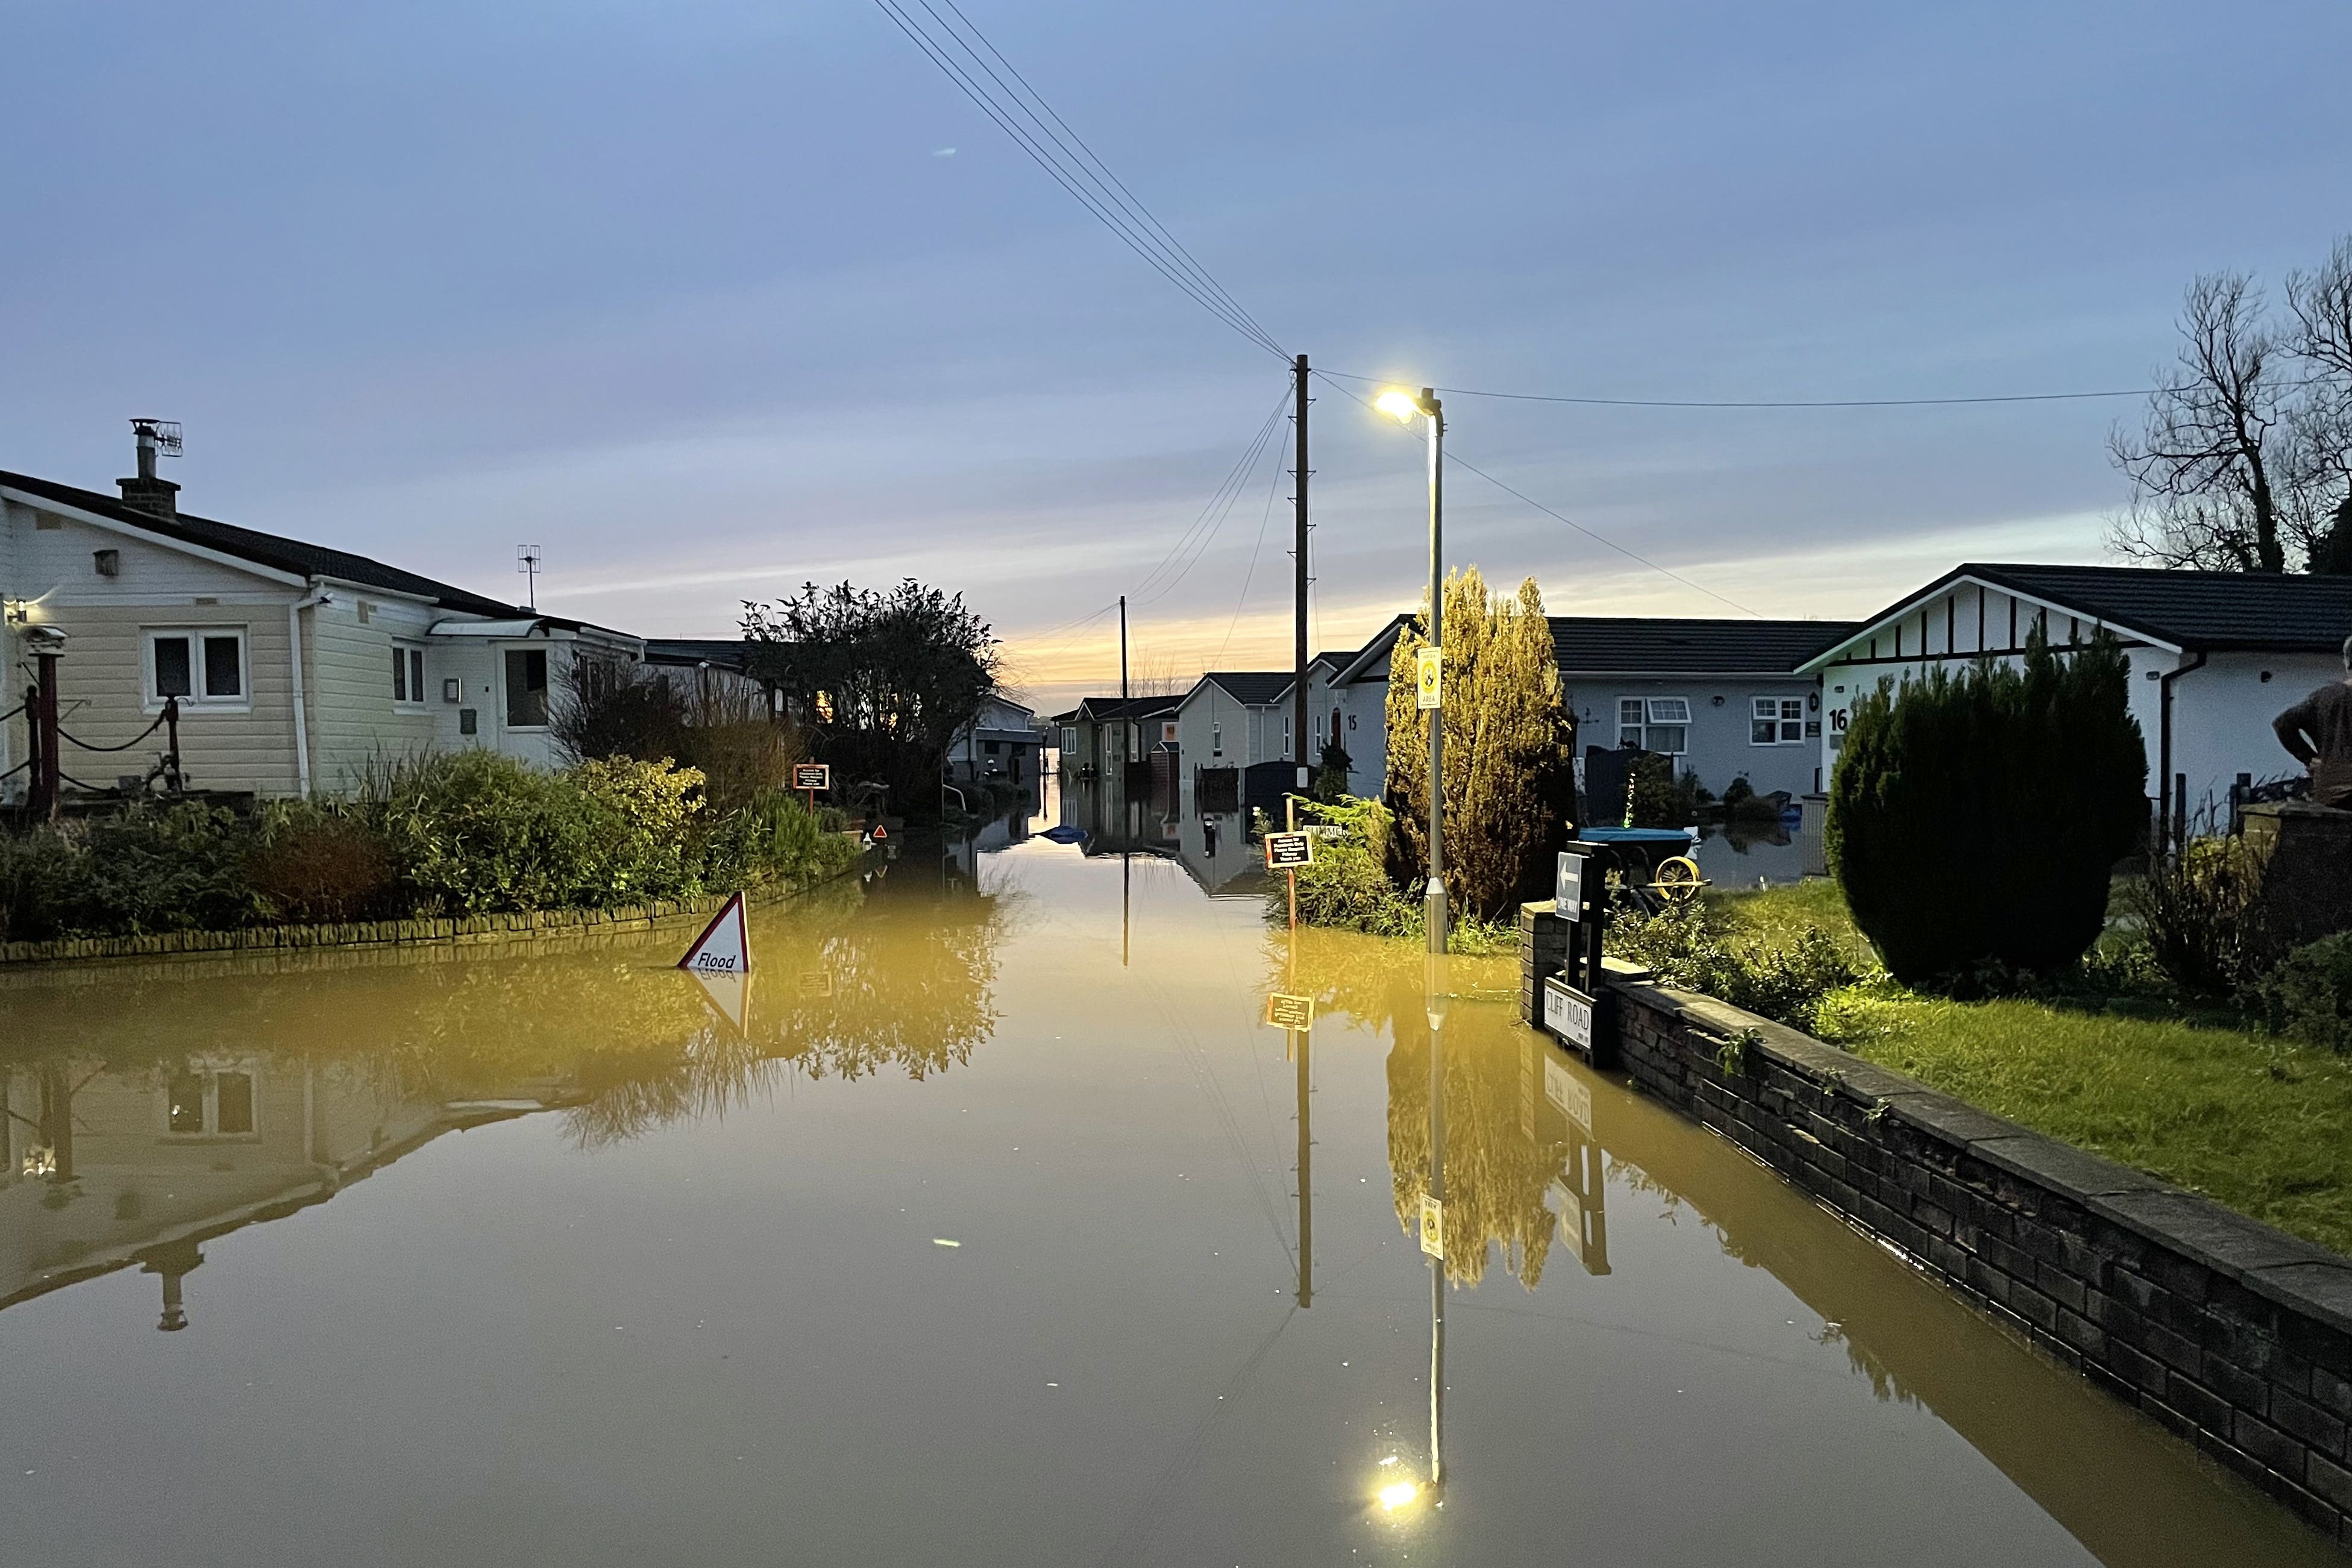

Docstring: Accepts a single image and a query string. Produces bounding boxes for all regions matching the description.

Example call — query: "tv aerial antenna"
[130,418,183,456]
[518,544,543,610]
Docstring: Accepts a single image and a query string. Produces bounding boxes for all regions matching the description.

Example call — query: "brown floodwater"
[0,814,2339,1566]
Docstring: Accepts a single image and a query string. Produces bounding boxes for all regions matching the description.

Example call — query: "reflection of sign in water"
[688,967,753,1032]
[678,891,751,974]
[1264,993,1316,1030]
[1264,832,1314,870]
[798,970,833,999]
[1542,977,1593,1050]
[792,763,830,791]
[1416,647,1443,710]
[1419,1194,1445,1258]
[1543,1052,1593,1135]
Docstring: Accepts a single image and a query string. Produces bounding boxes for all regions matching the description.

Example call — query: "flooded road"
[0,823,2337,1566]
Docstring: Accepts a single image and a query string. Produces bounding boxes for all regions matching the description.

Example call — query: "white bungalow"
[1799,563,2352,841]
[1,432,641,801]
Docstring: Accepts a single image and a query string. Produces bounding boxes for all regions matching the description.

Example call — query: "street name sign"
[1264,832,1314,870]
[1543,976,1594,1051]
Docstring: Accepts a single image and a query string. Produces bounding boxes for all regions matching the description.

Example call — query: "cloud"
[931,146,956,157]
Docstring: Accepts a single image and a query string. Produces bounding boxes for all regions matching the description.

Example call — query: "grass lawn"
[1714,882,2352,1258]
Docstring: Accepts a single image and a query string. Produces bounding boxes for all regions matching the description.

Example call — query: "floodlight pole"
[1422,390,1446,960]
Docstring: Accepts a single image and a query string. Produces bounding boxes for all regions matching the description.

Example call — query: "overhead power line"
[1131,384,1293,607]
[1312,371,1763,618]
[1317,367,2154,410]
[871,0,1287,361]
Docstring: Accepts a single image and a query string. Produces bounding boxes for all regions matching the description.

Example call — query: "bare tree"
[2289,239,2352,569]
[2110,272,2291,571]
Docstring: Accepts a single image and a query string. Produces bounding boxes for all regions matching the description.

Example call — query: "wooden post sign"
[1264,832,1314,871]
[792,762,830,791]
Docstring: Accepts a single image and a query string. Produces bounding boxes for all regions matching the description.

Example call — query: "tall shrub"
[1827,628,2146,982]
[1383,569,1576,919]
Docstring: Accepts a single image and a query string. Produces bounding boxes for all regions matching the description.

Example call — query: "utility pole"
[1118,594,1131,780]
[1292,354,1311,791]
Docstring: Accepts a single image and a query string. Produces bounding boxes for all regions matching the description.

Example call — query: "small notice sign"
[1416,647,1443,710]
[678,891,751,975]
[1264,993,1316,1030]
[798,969,833,999]
[792,762,830,792]
[1543,977,1595,1050]
[1264,832,1314,870]
[1419,1194,1445,1259]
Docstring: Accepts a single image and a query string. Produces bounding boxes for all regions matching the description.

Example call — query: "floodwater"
[0,816,2338,1566]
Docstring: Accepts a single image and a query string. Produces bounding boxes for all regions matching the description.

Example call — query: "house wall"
[1563,675,1824,804]
[306,594,439,792]
[2,500,307,796]
[1334,676,1389,796]
[1814,578,2341,822]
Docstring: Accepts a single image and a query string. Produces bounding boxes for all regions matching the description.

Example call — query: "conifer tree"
[1383,569,1576,918]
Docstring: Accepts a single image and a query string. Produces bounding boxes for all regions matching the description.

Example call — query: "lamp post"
[1375,387,1446,958]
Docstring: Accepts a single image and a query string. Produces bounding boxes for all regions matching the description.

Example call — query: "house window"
[504,648,549,729]
[145,628,247,708]
[1751,697,1805,745]
[1162,723,1178,745]
[392,644,426,707]
[982,739,1000,756]
[1620,697,1689,755]
[1061,726,1077,753]
[1212,723,1223,757]
[1284,716,1293,758]
[164,1066,259,1138]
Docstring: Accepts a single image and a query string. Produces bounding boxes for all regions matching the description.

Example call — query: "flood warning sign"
[678,891,751,974]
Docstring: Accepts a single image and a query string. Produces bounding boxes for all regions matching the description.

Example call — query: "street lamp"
[1377,386,1446,958]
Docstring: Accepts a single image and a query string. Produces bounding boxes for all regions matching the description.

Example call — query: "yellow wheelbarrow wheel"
[1651,855,1705,903]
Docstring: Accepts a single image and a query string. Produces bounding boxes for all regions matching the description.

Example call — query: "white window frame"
[1211,722,1224,758]
[160,1059,263,1141]
[392,642,427,710]
[1061,726,1078,754]
[143,627,250,712]
[1751,696,1805,745]
[1619,694,1690,756]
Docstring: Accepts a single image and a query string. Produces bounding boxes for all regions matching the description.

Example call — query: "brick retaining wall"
[1520,905,2352,1544]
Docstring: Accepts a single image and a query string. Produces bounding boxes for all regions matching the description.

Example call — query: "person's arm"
[2275,695,2322,766]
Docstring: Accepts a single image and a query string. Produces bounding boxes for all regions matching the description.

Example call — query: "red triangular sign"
[678,891,751,974]
[871,823,888,841]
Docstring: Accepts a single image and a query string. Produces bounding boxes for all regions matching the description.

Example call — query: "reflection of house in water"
[942,794,1041,885]
[1173,813,1263,898]
[0,1055,527,1330]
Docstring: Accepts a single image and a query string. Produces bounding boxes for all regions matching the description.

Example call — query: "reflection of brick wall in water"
[1151,748,1178,814]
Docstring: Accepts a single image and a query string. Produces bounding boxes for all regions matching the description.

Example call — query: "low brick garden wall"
[0,868,851,969]
[1520,905,2352,1546]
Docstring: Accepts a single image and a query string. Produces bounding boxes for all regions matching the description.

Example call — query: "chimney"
[118,418,181,519]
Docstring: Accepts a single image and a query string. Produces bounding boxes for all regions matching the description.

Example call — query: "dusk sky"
[9,1,2352,710]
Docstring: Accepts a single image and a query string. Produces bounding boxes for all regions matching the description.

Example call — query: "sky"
[7,0,2352,713]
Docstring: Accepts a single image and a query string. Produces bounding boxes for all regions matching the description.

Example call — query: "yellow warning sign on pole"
[1419,1194,1445,1258]
[1416,647,1442,710]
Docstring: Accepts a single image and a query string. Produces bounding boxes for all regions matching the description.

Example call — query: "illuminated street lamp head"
[1375,387,1426,424]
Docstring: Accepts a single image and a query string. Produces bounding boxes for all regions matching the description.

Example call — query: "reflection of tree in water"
[1386,1009,1566,1288]
[1275,926,1563,1288]
[0,867,1011,1152]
